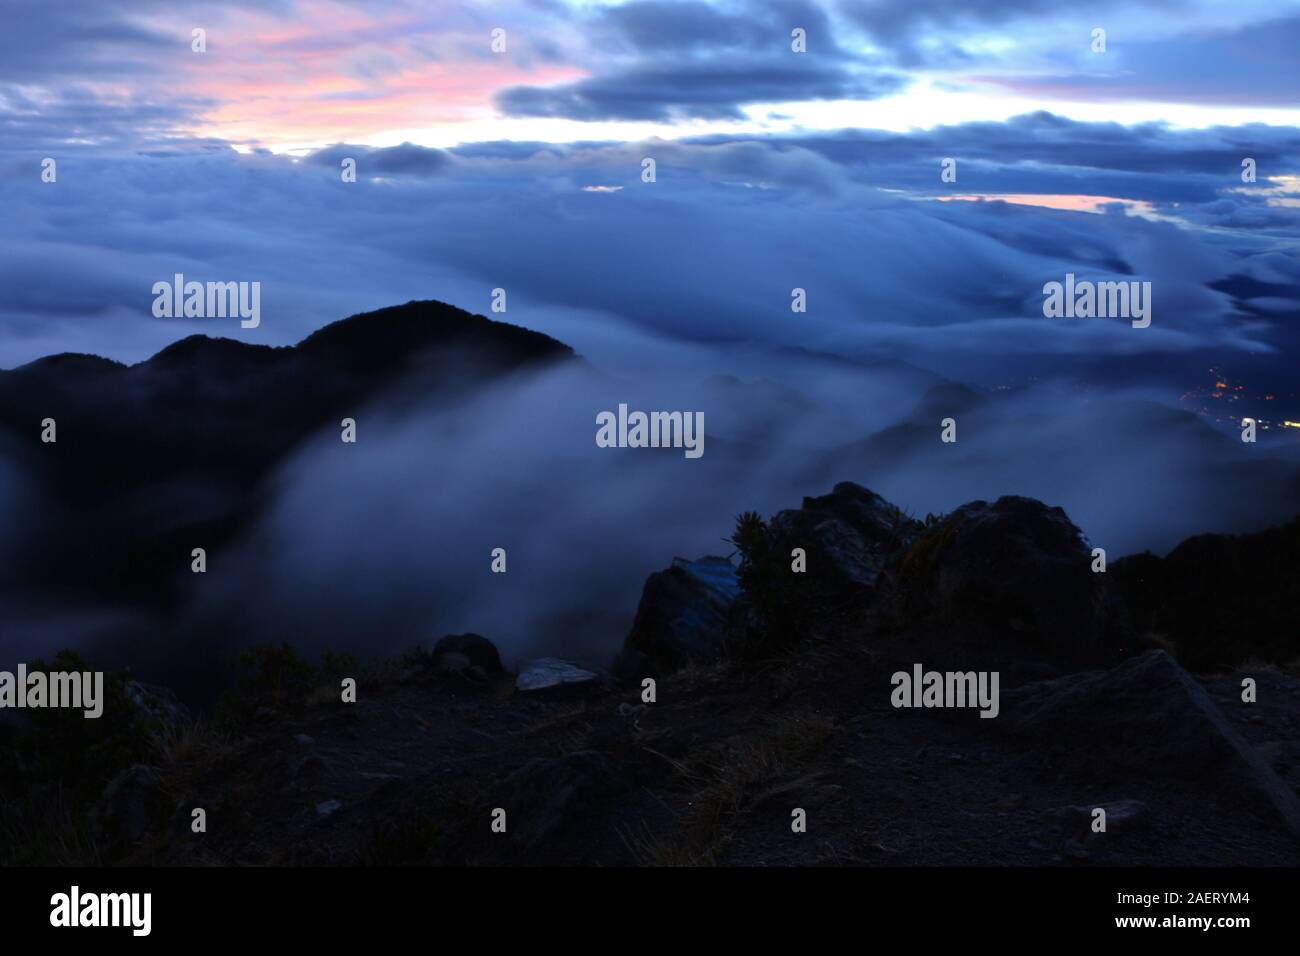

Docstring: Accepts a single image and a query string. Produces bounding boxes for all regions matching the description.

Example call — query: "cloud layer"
[2,115,1296,389]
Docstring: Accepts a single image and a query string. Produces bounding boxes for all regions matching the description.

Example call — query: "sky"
[0,0,1297,383]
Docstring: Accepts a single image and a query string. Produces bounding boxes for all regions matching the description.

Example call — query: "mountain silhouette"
[0,300,575,605]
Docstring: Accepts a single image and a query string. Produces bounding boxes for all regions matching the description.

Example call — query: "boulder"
[619,555,739,675]
[889,495,1128,658]
[432,633,504,678]
[770,482,921,592]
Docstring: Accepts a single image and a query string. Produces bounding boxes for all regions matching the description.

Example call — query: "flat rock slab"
[516,658,598,693]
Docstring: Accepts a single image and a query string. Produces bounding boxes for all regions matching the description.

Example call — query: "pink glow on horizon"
[936,194,1157,215]
[135,2,584,147]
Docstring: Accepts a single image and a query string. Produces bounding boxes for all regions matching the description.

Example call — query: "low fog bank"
[181,359,849,669]
[2,343,1298,697]
[178,353,1300,674]
[815,382,1300,556]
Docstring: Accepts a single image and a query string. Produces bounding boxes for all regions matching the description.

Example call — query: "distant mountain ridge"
[0,300,576,603]
[4,298,573,385]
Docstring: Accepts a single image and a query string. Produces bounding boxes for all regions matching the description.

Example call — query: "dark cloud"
[600,0,780,52]
[0,0,296,82]
[496,60,906,121]
[1199,196,1300,233]
[835,0,1187,62]
[597,0,846,56]
[494,0,903,121]
[838,0,1111,36]
[0,1,175,82]
[306,142,454,176]
[686,113,1300,209]
[0,87,217,152]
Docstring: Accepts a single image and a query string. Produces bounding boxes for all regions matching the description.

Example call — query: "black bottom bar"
[1,866,1286,942]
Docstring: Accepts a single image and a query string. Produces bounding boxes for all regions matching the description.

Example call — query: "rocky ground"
[12,481,1294,868]
[107,635,1300,867]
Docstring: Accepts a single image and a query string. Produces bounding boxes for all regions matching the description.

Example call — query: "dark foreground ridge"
[4,481,1299,866]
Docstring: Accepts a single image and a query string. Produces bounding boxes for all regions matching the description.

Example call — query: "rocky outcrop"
[617,484,926,675]
[888,496,1129,659]
[769,481,922,593]
[1112,516,1300,670]
[618,556,740,676]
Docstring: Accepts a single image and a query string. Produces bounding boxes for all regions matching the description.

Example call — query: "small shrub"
[217,642,316,724]
[726,512,818,661]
